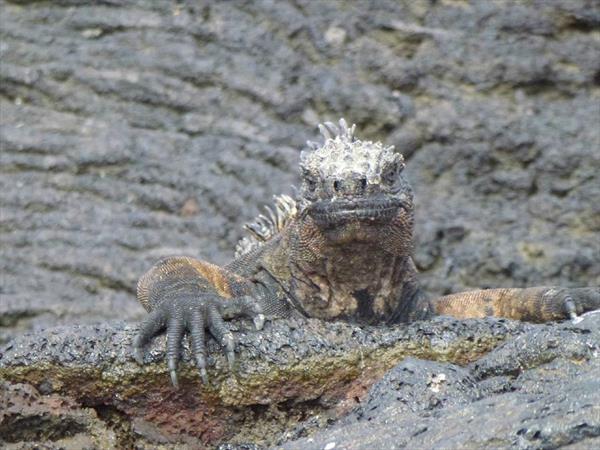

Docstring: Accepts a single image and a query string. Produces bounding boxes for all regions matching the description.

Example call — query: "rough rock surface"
[2,314,599,448]
[1,0,599,342]
[282,311,600,449]
[2,316,522,447]
[1,0,599,448]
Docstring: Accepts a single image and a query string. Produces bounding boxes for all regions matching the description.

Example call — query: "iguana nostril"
[359,178,367,191]
[333,180,342,192]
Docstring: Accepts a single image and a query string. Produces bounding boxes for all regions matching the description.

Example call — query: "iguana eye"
[382,162,405,185]
[382,164,398,185]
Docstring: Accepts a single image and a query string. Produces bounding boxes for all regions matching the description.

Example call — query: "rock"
[0,382,118,449]
[1,0,599,448]
[1,316,529,448]
[346,358,480,421]
[280,313,600,450]
[2,315,598,448]
[1,0,599,342]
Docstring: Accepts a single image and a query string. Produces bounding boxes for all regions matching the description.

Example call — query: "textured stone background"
[1,1,600,448]
[1,1,599,340]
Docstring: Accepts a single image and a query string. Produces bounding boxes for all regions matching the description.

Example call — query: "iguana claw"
[132,291,264,386]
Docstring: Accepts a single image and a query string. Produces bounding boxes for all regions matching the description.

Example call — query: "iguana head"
[235,119,414,259]
[237,119,415,322]
[298,119,414,247]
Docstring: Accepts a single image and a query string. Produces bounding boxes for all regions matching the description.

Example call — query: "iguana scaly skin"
[134,119,600,386]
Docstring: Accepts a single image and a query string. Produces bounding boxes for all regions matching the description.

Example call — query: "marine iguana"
[133,119,600,387]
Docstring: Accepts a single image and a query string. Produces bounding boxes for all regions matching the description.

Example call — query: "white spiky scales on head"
[235,118,403,257]
[301,119,404,193]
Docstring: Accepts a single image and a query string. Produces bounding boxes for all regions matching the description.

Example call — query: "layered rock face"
[2,315,599,448]
[1,0,599,448]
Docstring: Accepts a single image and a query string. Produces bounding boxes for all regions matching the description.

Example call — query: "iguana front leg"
[133,256,265,387]
[433,287,600,323]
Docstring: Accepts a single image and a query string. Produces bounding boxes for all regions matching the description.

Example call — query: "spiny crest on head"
[234,194,297,258]
[304,118,356,153]
[301,118,402,175]
[318,118,356,144]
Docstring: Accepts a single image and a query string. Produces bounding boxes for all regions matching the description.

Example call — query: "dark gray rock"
[1,0,599,343]
[347,358,480,421]
[3,314,597,448]
[0,316,529,448]
[281,312,600,450]
[1,0,599,448]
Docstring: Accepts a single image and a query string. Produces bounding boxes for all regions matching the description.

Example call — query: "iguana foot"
[132,295,264,388]
[543,287,600,323]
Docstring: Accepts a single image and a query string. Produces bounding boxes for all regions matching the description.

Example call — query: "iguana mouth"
[308,197,406,226]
